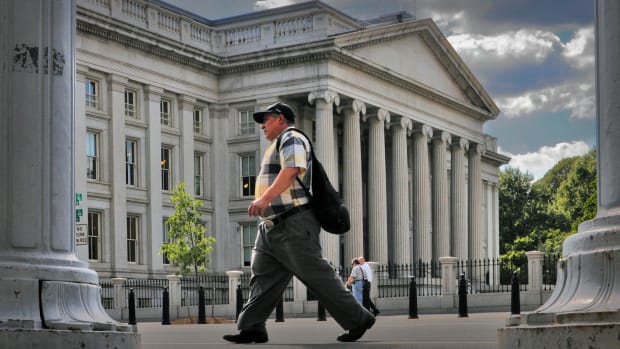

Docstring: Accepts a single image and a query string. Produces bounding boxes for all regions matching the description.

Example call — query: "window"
[239,110,255,135]
[160,99,171,126]
[127,215,139,263]
[85,79,98,108]
[125,90,136,117]
[87,211,101,261]
[240,155,256,197]
[193,109,203,134]
[126,139,137,186]
[241,223,256,266]
[194,153,204,197]
[162,218,170,265]
[161,147,172,191]
[86,131,100,180]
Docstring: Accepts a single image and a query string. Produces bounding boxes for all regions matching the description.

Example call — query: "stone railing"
[77,0,359,56]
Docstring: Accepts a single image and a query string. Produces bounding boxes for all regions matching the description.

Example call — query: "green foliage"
[159,182,216,276]
[499,150,596,259]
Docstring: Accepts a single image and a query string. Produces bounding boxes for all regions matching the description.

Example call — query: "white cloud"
[496,81,594,119]
[562,26,595,69]
[254,0,296,11]
[447,29,560,64]
[499,141,591,180]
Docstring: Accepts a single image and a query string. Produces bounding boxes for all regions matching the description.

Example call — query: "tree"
[160,182,216,276]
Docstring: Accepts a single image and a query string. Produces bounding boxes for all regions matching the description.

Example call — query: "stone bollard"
[128,288,136,325]
[198,286,206,324]
[458,273,468,317]
[162,287,171,325]
[511,271,520,315]
[409,276,418,319]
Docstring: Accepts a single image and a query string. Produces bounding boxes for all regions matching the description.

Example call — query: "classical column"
[499,1,620,346]
[468,143,484,261]
[341,100,365,266]
[364,109,390,265]
[178,95,196,196]
[412,125,433,263]
[109,74,129,271]
[0,0,137,346]
[145,85,164,274]
[450,138,469,260]
[308,90,340,265]
[391,117,412,265]
[432,131,451,260]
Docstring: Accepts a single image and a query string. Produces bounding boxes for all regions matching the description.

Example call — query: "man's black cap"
[253,102,295,124]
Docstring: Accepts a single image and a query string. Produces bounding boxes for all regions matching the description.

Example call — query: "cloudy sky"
[166,0,596,180]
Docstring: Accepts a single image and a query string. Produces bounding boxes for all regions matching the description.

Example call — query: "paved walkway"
[138,312,507,349]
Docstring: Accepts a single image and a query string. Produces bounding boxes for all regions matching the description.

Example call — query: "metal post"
[235,284,243,321]
[409,276,418,319]
[458,273,468,317]
[511,271,521,315]
[162,287,171,325]
[275,296,284,322]
[128,288,136,325]
[198,286,206,324]
[317,301,326,321]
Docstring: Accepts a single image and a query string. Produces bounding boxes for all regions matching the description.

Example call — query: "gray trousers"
[237,208,373,331]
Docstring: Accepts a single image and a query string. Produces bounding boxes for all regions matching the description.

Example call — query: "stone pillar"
[109,74,128,270]
[341,100,365,266]
[308,90,340,266]
[0,0,138,346]
[226,271,243,311]
[166,275,182,307]
[450,138,469,260]
[391,117,412,265]
[364,109,390,265]
[178,95,196,196]
[412,125,433,263]
[499,1,620,346]
[111,278,127,310]
[367,262,379,299]
[439,257,459,295]
[432,131,452,261]
[525,251,544,292]
[145,85,164,274]
[468,143,484,261]
[293,277,307,302]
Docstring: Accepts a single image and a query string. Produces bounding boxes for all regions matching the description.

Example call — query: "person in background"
[358,256,380,316]
[346,258,364,305]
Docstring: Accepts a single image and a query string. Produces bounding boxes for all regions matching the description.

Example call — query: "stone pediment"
[335,19,500,119]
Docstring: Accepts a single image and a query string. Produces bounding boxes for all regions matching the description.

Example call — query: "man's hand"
[248,198,268,217]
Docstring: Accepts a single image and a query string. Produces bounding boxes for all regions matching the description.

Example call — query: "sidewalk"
[138,312,507,349]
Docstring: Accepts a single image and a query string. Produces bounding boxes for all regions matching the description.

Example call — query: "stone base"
[498,322,620,349]
[0,328,140,348]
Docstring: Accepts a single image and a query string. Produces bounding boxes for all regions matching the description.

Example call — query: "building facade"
[74,0,509,278]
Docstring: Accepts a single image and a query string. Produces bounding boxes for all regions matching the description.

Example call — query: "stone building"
[74,0,509,278]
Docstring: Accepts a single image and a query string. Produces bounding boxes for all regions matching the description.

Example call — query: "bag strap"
[275,127,313,196]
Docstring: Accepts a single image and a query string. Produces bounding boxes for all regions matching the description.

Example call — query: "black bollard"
[235,284,243,321]
[408,276,418,319]
[458,273,468,317]
[275,296,284,322]
[162,287,171,325]
[317,301,326,321]
[128,288,136,325]
[511,271,521,315]
[198,286,206,324]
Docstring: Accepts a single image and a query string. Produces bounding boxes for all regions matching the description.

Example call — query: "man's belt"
[271,204,312,226]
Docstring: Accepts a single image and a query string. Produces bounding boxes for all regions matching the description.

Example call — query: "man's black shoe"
[223,330,269,343]
[336,316,375,342]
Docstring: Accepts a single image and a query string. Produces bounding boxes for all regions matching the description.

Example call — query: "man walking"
[359,256,381,316]
[223,102,375,344]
